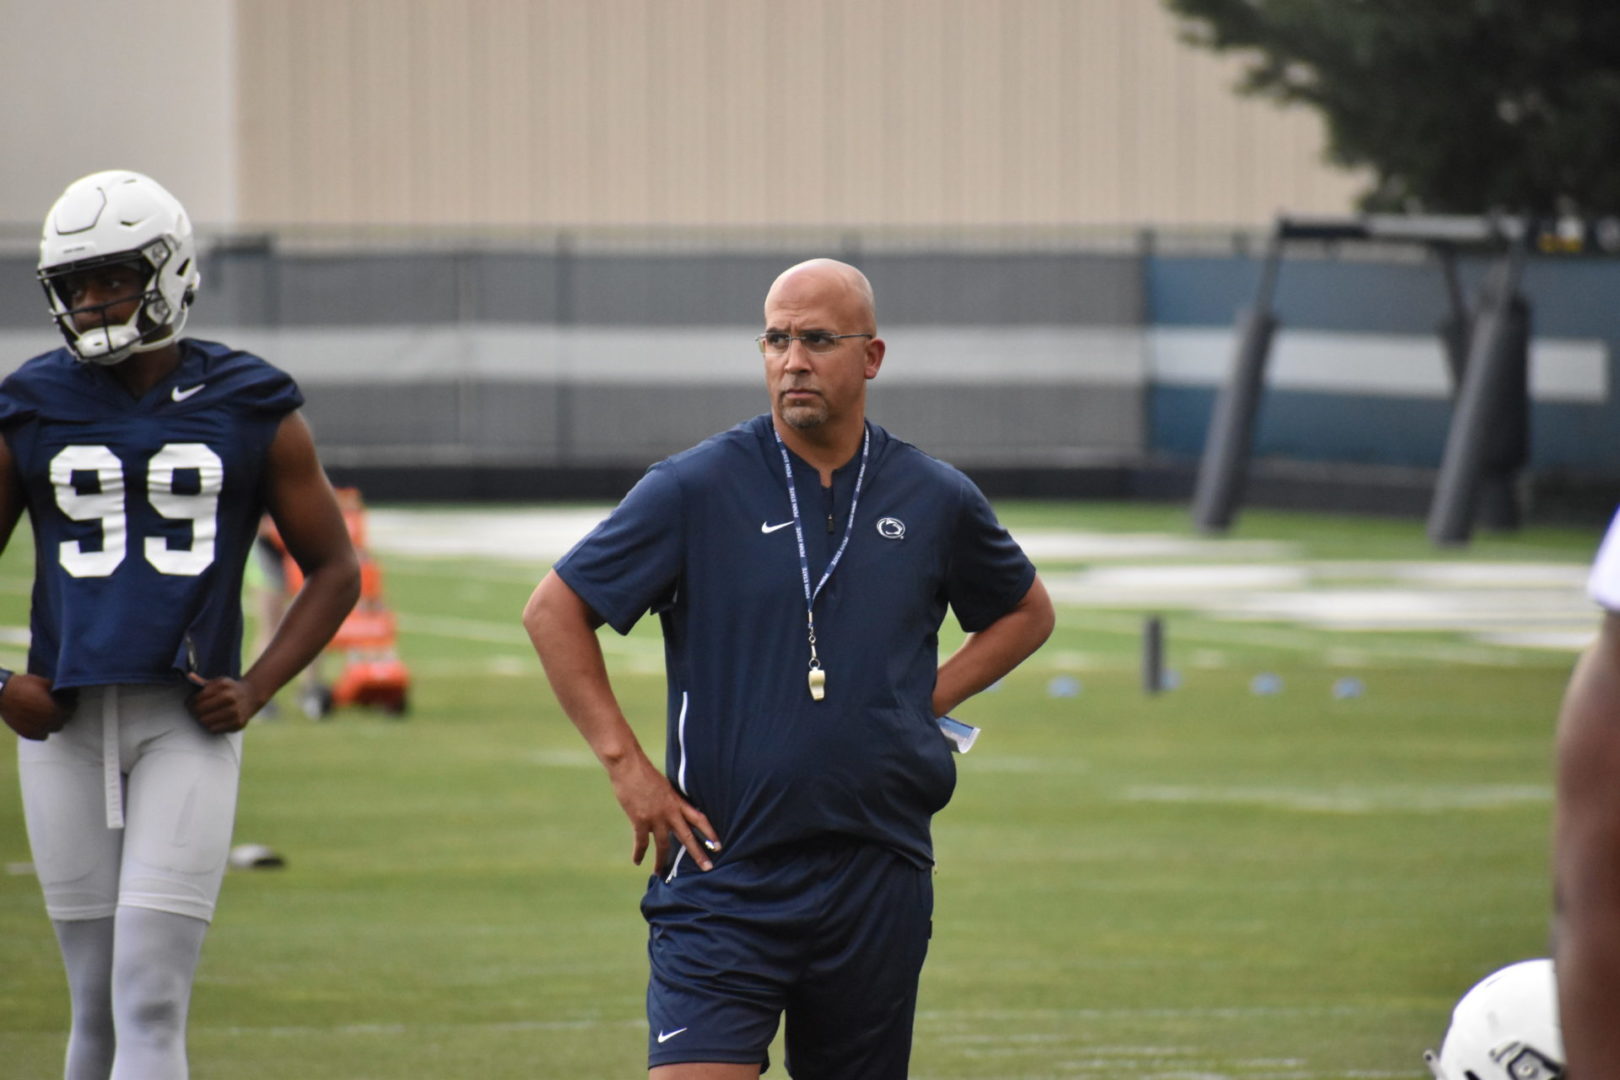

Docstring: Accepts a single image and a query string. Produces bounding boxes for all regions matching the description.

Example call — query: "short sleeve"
[206,348,304,416]
[0,366,48,430]
[553,461,685,635]
[945,472,1038,633]
[1590,507,1620,612]
[241,366,303,416]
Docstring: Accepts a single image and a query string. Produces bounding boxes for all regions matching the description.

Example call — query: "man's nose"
[74,284,117,309]
[71,288,126,324]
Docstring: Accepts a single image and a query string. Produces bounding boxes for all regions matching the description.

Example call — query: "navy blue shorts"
[642,840,933,1078]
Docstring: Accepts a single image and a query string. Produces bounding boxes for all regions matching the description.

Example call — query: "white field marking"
[1073,564,1310,591]
[1214,588,1590,625]
[1044,649,1111,669]
[367,507,610,562]
[1016,533,1298,562]
[1045,558,1594,653]
[1372,561,1589,587]
[1476,629,1599,650]
[486,655,532,676]
[1121,783,1550,814]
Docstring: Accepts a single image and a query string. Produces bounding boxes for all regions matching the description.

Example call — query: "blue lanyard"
[772,423,870,699]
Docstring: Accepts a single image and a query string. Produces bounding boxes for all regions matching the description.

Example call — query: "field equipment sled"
[262,487,410,718]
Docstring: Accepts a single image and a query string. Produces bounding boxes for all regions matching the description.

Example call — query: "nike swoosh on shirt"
[657,1028,688,1043]
[171,384,206,402]
[760,521,793,534]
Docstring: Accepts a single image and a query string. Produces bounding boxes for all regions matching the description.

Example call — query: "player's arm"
[0,435,64,740]
[522,569,718,872]
[1554,610,1620,1080]
[932,574,1054,718]
[187,412,360,733]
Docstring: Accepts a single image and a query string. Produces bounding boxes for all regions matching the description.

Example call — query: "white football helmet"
[37,170,201,365]
[1425,959,1564,1080]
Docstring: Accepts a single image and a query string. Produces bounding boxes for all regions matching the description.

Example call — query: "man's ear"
[864,337,885,380]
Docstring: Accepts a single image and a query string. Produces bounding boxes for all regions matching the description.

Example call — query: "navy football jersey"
[555,416,1037,868]
[0,340,302,688]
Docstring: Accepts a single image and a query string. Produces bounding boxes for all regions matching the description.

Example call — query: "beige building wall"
[236,0,1367,230]
[0,0,237,230]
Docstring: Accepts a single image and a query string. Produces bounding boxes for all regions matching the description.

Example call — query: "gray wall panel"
[0,257,44,329]
[2,247,1147,330]
[869,384,1145,461]
[280,255,466,326]
[301,382,468,451]
[862,253,1144,326]
[462,383,565,456]
[470,254,565,323]
[563,384,766,464]
[297,377,1143,470]
[567,255,793,327]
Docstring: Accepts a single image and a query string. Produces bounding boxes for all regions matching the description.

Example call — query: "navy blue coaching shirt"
[554,415,1037,870]
[0,339,302,688]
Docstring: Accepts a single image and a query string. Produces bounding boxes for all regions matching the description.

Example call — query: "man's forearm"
[932,577,1054,718]
[523,572,648,771]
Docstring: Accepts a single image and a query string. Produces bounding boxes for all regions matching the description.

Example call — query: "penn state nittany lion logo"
[876,517,906,540]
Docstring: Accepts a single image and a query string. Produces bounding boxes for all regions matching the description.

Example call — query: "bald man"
[524,259,1054,1079]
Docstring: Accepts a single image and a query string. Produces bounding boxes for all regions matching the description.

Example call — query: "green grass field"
[0,501,1598,1078]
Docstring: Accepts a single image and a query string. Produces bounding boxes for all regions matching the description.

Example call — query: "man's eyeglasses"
[756,331,874,355]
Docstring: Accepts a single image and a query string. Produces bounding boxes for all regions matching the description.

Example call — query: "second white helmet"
[37,170,201,365]
[1425,959,1564,1080]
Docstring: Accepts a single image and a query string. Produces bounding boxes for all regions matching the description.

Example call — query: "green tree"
[1164,0,1620,216]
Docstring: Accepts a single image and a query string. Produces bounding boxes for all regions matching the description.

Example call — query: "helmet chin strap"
[61,290,182,365]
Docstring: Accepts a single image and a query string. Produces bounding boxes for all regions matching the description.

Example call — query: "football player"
[1554,507,1620,1080]
[1,170,360,1077]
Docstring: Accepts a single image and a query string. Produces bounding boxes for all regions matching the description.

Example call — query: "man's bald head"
[764,259,876,331]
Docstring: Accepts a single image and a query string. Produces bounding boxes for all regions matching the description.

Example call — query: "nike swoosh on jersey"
[760,521,793,534]
[171,384,206,402]
[656,1028,688,1044]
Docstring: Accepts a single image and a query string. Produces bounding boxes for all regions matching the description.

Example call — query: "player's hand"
[607,754,721,874]
[0,674,68,741]
[185,674,264,734]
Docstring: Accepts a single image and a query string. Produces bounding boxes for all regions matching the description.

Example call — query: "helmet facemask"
[39,241,191,366]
